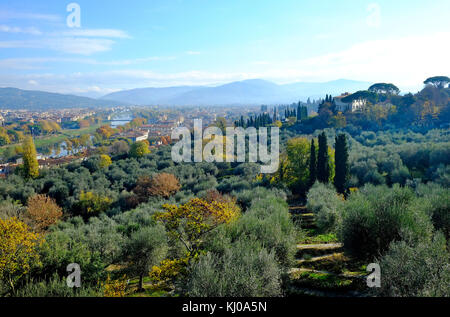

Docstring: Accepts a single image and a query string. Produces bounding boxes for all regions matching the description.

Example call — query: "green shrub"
[415,183,450,239]
[376,233,450,297]
[15,274,101,297]
[232,187,287,211]
[229,196,296,268]
[339,184,433,260]
[306,182,343,232]
[37,230,106,286]
[183,239,281,297]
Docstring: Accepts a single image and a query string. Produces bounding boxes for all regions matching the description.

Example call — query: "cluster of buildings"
[0,108,97,124]
[119,116,184,143]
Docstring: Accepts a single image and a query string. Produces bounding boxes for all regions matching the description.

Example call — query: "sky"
[0,0,449,97]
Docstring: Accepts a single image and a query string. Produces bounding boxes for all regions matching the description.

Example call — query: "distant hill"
[103,86,200,105]
[101,79,371,106]
[0,87,126,110]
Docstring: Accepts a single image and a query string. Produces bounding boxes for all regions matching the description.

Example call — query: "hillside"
[101,79,371,106]
[0,87,125,110]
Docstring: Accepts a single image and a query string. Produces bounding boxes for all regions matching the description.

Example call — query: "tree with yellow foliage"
[0,217,41,294]
[73,191,112,219]
[102,274,128,297]
[22,136,39,179]
[96,125,115,139]
[99,154,112,169]
[328,112,347,128]
[285,137,311,193]
[151,198,239,289]
[129,141,150,158]
[156,198,240,255]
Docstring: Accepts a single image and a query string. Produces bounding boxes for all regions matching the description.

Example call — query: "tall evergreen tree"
[334,133,349,194]
[317,132,329,183]
[309,139,317,186]
[22,136,39,179]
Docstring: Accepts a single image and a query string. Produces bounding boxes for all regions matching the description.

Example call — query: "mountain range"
[0,87,124,110]
[101,79,371,106]
[0,79,371,110]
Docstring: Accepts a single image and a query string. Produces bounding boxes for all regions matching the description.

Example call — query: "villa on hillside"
[334,92,367,112]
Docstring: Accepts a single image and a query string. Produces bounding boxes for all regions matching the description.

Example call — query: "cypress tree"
[317,132,329,183]
[309,139,317,186]
[334,133,349,194]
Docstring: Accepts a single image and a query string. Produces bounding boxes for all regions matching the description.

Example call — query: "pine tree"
[22,136,39,179]
[309,139,317,186]
[334,133,349,194]
[317,132,329,183]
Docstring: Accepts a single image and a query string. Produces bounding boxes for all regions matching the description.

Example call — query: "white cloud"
[270,32,450,90]
[58,28,131,39]
[0,38,116,55]
[27,80,38,86]
[51,38,116,55]
[0,56,176,69]
[0,10,61,22]
[0,24,42,35]
[186,51,201,55]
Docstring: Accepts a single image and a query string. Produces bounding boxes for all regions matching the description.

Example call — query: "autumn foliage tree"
[26,194,63,232]
[129,141,150,158]
[285,137,311,193]
[156,198,240,255]
[73,191,112,219]
[99,154,112,169]
[102,274,128,297]
[22,136,39,179]
[134,173,181,202]
[0,217,41,294]
[96,125,115,139]
[151,198,240,288]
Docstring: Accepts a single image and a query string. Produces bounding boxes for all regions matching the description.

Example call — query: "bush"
[376,233,450,297]
[339,184,433,260]
[121,224,168,290]
[183,239,281,297]
[15,274,101,297]
[306,182,343,232]
[233,187,287,211]
[37,230,105,286]
[0,200,26,220]
[415,183,450,239]
[227,195,296,269]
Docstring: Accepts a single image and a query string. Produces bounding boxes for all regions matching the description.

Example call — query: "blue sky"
[0,0,449,96]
